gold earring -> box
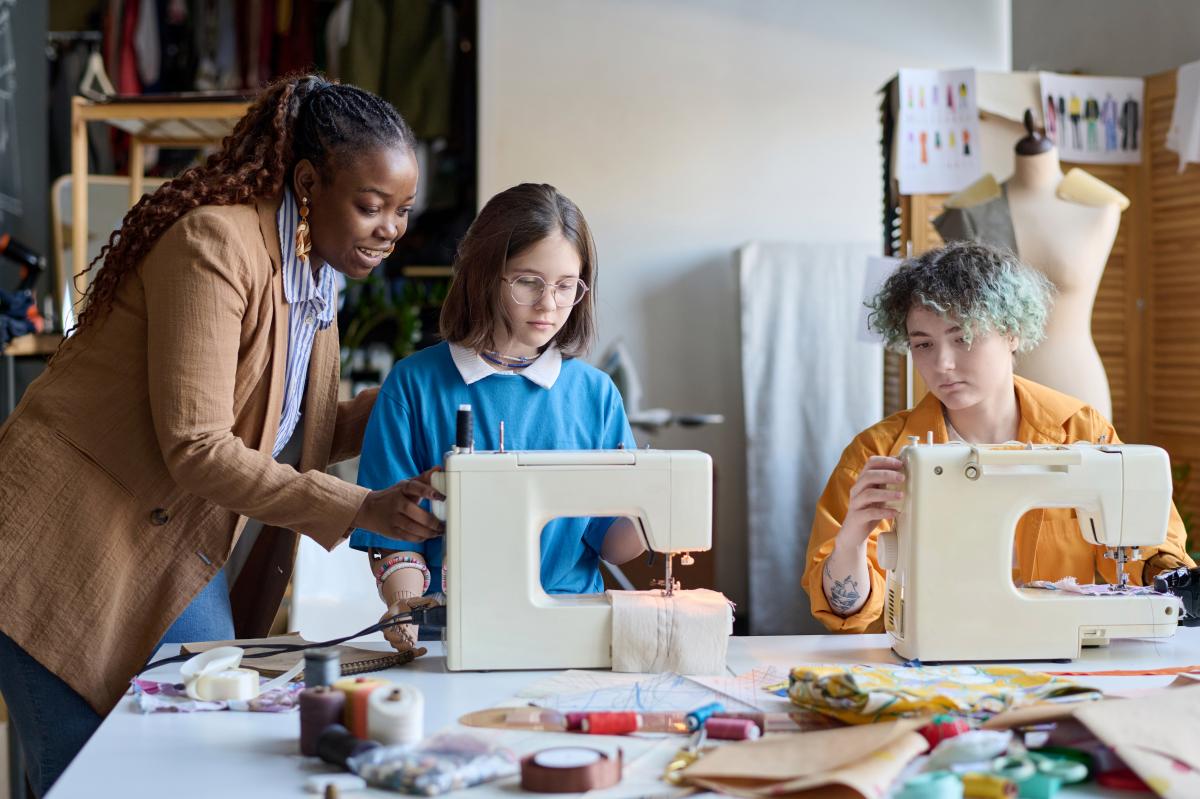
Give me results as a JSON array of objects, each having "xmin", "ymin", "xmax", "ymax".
[{"xmin": 295, "ymin": 197, "xmax": 311, "ymax": 263}]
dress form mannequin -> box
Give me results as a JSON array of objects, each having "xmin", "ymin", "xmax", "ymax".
[
  {"xmin": 937, "ymin": 111, "xmax": 1125, "ymax": 419},
  {"xmin": 1007, "ymin": 132, "xmax": 1118, "ymax": 419}
]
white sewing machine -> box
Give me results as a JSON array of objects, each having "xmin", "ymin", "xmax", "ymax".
[
  {"xmin": 432, "ymin": 446, "xmax": 712, "ymax": 671},
  {"xmin": 878, "ymin": 440, "xmax": 1181, "ymax": 662}
]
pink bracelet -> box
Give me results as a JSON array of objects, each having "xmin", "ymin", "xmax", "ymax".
[{"xmin": 376, "ymin": 556, "xmax": 431, "ymax": 601}]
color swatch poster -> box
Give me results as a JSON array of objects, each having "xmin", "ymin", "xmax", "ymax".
[
  {"xmin": 897, "ymin": 68, "xmax": 981, "ymax": 195},
  {"xmin": 1039, "ymin": 72, "xmax": 1144, "ymax": 164}
]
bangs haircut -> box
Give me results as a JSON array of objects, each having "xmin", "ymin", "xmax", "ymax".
[
  {"xmin": 439, "ymin": 183, "xmax": 597, "ymax": 358},
  {"xmin": 868, "ymin": 240, "xmax": 1055, "ymax": 353}
]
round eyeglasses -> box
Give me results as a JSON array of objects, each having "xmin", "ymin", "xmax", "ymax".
[{"xmin": 502, "ymin": 275, "xmax": 590, "ymax": 307}]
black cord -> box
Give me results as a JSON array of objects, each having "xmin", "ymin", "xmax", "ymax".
[{"xmin": 138, "ymin": 611, "xmax": 416, "ymax": 675}]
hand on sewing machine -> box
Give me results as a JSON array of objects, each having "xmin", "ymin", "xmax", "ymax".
[
  {"xmin": 353, "ymin": 467, "xmax": 445, "ymax": 542},
  {"xmin": 824, "ymin": 456, "xmax": 905, "ymax": 617},
  {"xmin": 840, "ymin": 456, "xmax": 905, "ymax": 545}
]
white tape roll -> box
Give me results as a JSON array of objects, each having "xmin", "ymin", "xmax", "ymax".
[
  {"xmin": 180, "ymin": 646, "xmax": 260, "ymax": 701},
  {"xmin": 367, "ymin": 684, "xmax": 424, "ymax": 746}
]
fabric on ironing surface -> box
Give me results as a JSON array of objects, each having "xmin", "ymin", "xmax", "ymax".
[
  {"xmin": 608, "ymin": 588, "xmax": 732, "ymax": 675},
  {"xmin": 739, "ymin": 241, "xmax": 881, "ymax": 635},
  {"xmin": 785, "ymin": 664, "xmax": 1101, "ymax": 725}
]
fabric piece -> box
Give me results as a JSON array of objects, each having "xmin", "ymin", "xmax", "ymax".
[
  {"xmin": 739, "ymin": 242, "xmax": 881, "ymax": 634},
  {"xmin": 933, "ymin": 186, "xmax": 1019, "ymax": 252},
  {"xmin": 801, "ymin": 377, "xmax": 1196, "ymax": 634},
  {"xmin": 609, "ymin": 588, "xmax": 732, "ymax": 675},
  {"xmin": 1023, "ymin": 575, "xmax": 1164, "ymax": 596},
  {"xmin": 785, "ymin": 664, "xmax": 1101, "ymax": 725},
  {"xmin": 130, "ymin": 677, "xmax": 303, "ymax": 713},
  {"xmin": 448, "ymin": 341, "xmax": 563, "ymax": 389},
  {"xmin": 1166, "ymin": 60, "xmax": 1200, "ymax": 172},
  {"xmin": 348, "ymin": 342, "xmax": 636, "ymax": 596}
]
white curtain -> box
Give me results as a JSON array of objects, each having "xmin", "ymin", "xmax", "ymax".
[{"xmin": 740, "ymin": 242, "xmax": 883, "ymax": 634}]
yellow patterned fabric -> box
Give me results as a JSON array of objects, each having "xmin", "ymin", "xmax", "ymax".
[{"xmin": 785, "ymin": 664, "xmax": 1100, "ymax": 725}]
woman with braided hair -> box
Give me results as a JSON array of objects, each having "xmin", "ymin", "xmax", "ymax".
[{"xmin": 0, "ymin": 74, "xmax": 437, "ymax": 795}]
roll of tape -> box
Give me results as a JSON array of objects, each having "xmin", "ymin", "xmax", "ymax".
[
  {"xmin": 520, "ymin": 747, "xmax": 622, "ymax": 793},
  {"xmin": 367, "ymin": 684, "xmax": 424, "ymax": 746},
  {"xmin": 180, "ymin": 646, "xmax": 260, "ymax": 701}
]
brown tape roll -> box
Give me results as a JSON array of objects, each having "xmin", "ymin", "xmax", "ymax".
[{"xmin": 520, "ymin": 747, "xmax": 622, "ymax": 793}]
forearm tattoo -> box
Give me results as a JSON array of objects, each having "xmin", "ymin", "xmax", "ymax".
[{"xmin": 824, "ymin": 561, "xmax": 862, "ymax": 615}]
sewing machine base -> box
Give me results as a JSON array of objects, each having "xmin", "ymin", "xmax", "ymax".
[{"xmin": 889, "ymin": 588, "xmax": 1180, "ymax": 663}]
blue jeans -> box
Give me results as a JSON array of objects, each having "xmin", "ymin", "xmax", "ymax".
[{"xmin": 0, "ymin": 571, "xmax": 234, "ymax": 797}]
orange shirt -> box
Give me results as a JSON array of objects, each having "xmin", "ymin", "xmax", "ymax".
[{"xmin": 802, "ymin": 376, "xmax": 1195, "ymax": 634}]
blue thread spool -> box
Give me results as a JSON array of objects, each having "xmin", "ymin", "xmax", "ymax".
[{"xmin": 686, "ymin": 702, "xmax": 725, "ymax": 732}]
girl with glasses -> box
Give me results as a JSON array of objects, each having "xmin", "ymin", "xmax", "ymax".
[{"xmin": 348, "ymin": 183, "xmax": 646, "ymax": 650}]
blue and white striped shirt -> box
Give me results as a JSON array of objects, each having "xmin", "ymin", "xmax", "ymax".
[{"xmin": 272, "ymin": 187, "xmax": 338, "ymax": 457}]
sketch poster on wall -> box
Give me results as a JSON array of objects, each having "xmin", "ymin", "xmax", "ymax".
[
  {"xmin": 1039, "ymin": 72, "xmax": 1143, "ymax": 165},
  {"xmin": 897, "ymin": 68, "xmax": 981, "ymax": 195}
]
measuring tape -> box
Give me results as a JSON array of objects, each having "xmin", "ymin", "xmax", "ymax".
[{"xmin": 520, "ymin": 747, "xmax": 622, "ymax": 793}]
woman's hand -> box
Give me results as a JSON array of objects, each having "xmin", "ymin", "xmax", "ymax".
[
  {"xmin": 838, "ymin": 456, "xmax": 905, "ymax": 548},
  {"xmin": 353, "ymin": 467, "xmax": 445, "ymax": 542}
]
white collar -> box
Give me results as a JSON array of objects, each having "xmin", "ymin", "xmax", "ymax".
[{"xmin": 448, "ymin": 342, "xmax": 562, "ymax": 389}]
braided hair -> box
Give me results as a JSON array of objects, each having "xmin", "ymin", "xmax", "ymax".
[{"xmin": 71, "ymin": 74, "xmax": 415, "ymax": 336}]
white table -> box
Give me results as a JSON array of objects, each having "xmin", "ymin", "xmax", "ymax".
[{"xmin": 47, "ymin": 631, "xmax": 1200, "ymax": 798}]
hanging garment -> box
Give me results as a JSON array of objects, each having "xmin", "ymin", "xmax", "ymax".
[{"xmin": 1167, "ymin": 60, "xmax": 1200, "ymax": 172}]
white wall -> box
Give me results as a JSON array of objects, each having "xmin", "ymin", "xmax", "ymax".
[
  {"xmin": 1014, "ymin": 0, "xmax": 1200, "ymax": 77},
  {"xmin": 478, "ymin": 0, "xmax": 1010, "ymax": 627}
]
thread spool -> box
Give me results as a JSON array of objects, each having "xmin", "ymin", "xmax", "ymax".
[
  {"xmin": 565, "ymin": 712, "xmax": 587, "ymax": 731},
  {"xmin": 685, "ymin": 702, "xmax": 725, "ymax": 732},
  {"xmin": 334, "ymin": 676, "xmax": 390, "ymax": 739},
  {"xmin": 367, "ymin": 684, "xmax": 424, "ymax": 746},
  {"xmin": 580, "ymin": 712, "xmax": 641, "ymax": 735},
  {"xmin": 300, "ymin": 686, "xmax": 347, "ymax": 757},
  {"xmin": 316, "ymin": 724, "xmax": 380, "ymax": 768},
  {"xmin": 305, "ymin": 647, "xmax": 341, "ymax": 689},
  {"xmin": 704, "ymin": 717, "xmax": 761, "ymax": 741},
  {"xmin": 520, "ymin": 747, "xmax": 623, "ymax": 793},
  {"xmin": 455, "ymin": 404, "xmax": 473, "ymax": 451}
]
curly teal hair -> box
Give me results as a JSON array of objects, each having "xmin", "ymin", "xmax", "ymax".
[{"xmin": 867, "ymin": 241, "xmax": 1055, "ymax": 353}]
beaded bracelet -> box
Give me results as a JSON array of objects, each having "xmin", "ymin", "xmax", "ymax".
[{"xmin": 375, "ymin": 555, "xmax": 432, "ymax": 601}]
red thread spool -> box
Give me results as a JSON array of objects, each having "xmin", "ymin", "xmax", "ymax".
[
  {"xmin": 704, "ymin": 717, "xmax": 761, "ymax": 740},
  {"xmin": 918, "ymin": 717, "xmax": 971, "ymax": 749},
  {"xmin": 580, "ymin": 712, "xmax": 642, "ymax": 735},
  {"xmin": 565, "ymin": 712, "xmax": 587, "ymax": 731}
]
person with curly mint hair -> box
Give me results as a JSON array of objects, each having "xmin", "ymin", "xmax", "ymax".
[{"xmin": 802, "ymin": 240, "xmax": 1194, "ymax": 632}]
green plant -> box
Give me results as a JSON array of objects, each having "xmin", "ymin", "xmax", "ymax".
[{"xmin": 341, "ymin": 272, "xmax": 449, "ymax": 371}]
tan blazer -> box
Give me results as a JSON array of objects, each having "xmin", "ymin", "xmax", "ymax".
[{"xmin": 0, "ymin": 198, "xmax": 375, "ymax": 714}]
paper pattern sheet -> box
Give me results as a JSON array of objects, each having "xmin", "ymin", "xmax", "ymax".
[
  {"xmin": 897, "ymin": 68, "xmax": 982, "ymax": 194},
  {"xmin": 1040, "ymin": 71, "xmax": 1144, "ymax": 164}
]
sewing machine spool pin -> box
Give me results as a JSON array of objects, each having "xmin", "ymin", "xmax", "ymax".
[{"xmin": 499, "ymin": 421, "xmax": 505, "ymax": 453}]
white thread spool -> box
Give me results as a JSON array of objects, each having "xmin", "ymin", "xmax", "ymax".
[{"xmin": 367, "ymin": 684, "xmax": 424, "ymax": 746}]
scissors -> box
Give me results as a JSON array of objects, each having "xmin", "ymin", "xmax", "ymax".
[{"xmin": 664, "ymin": 727, "xmax": 708, "ymax": 785}]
